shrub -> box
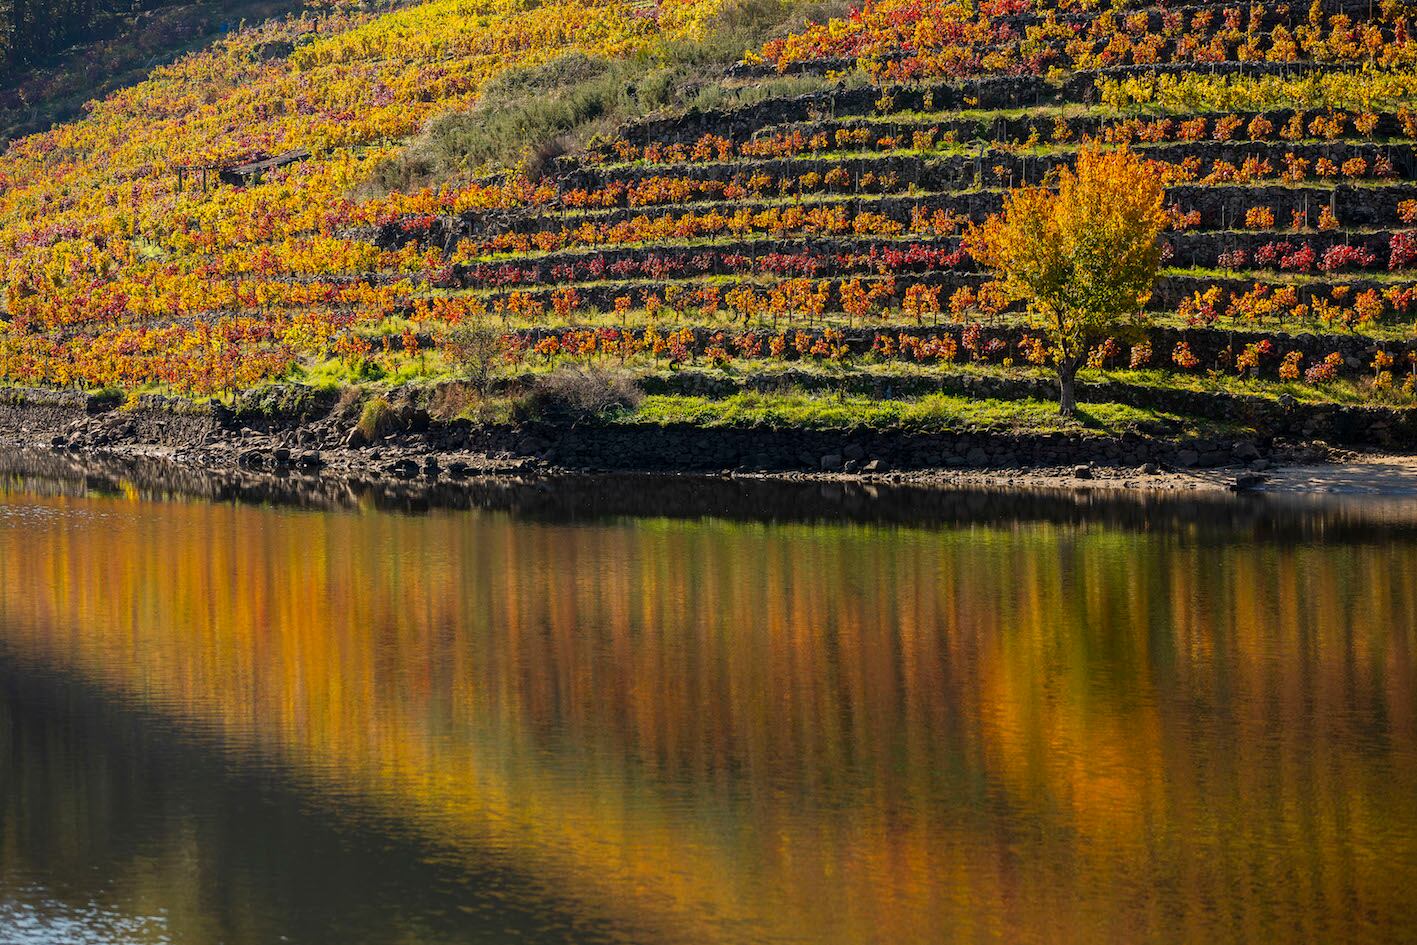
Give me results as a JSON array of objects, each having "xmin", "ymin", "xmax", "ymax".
[
  {"xmin": 513, "ymin": 367, "xmax": 643, "ymax": 423},
  {"xmin": 1245, "ymin": 206, "xmax": 1275, "ymax": 228},
  {"xmin": 1255, "ymin": 241, "xmax": 1291, "ymax": 267},
  {"xmin": 1217, "ymin": 248, "xmax": 1249, "ymax": 269},
  {"xmin": 1247, "ymin": 114, "xmax": 1274, "ymax": 139},
  {"xmin": 1087, "ymin": 337, "xmax": 1121, "ymax": 368},
  {"xmin": 440, "ymin": 325, "xmax": 506, "ymax": 393},
  {"xmin": 1391, "ymin": 232, "xmax": 1417, "ymax": 269},
  {"xmin": 1320, "ymin": 244, "xmax": 1377, "ymax": 272},
  {"xmin": 1235, "ymin": 340, "xmax": 1273, "ymax": 375},
  {"xmin": 1353, "ymin": 289, "xmax": 1385, "ymax": 324},
  {"xmin": 1179, "ymin": 287, "xmax": 1221, "ymax": 325},
  {"xmin": 1341, "ymin": 157, "xmax": 1368, "ymax": 178},
  {"xmin": 1305, "ymin": 352, "xmax": 1344, "ymax": 384},
  {"xmin": 1280, "ymin": 243, "xmax": 1316, "ymax": 272}
]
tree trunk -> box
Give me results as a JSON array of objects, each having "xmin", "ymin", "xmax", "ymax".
[{"xmin": 1057, "ymin": 360, "xmax": 1078, "ymax": 417}]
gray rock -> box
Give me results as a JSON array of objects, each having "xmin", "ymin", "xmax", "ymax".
[
  {"xmin": 1232, "ymin": 472, "xmax": 1268, "ymax": 492},
  {"xmin": 1177, "ymin": 449, "xmax": 1200, "ymax": 468},
  {"xmin": 842, "ymin": 443, "xmax": 865, "ymax": 461},
  {"xmin": 386, "ymin": 458, "xmax": 419, "ymax": 479},
  {"xmin": 1072, "ymin": 465, "xmax": 1093, "ymax": 479},
  {"xmin": 862, "ymin": 459, "xmax": 885, "ymax": 473},
  {"xmin": 965, "ymin": 447, "xmax": 989, "ymax": 466},
  {"xmin": 820, "ymin": 454, "xmax": 844, "ymax": 471},
  {"xmin": 1233, "ymin": 440, "xmax": 1261, "ymax": 461}
]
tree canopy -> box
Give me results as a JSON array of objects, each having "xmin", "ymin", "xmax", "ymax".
[{"xmin": 966, "ymin": 144, "xmax": 1168, "ymax": 414}]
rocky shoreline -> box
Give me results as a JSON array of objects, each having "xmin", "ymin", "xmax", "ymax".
[{"xmin": 0, "ymin": 384, "xmax": 1380, "ymax": 495}]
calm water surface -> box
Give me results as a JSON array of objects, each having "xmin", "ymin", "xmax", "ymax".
[{"xmin": 0, "ymin": 461, "xmax": 1414, "ymax": 945}]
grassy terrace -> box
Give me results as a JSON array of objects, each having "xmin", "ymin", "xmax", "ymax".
[
  {"xmin": 382, "ymin": 302, "xmax": 1417, "ymax": 343},
  {"xmin": 621, "ymin": 391, "xmax": 1229, "ymax": 435},
  {"xmin": 293, "ymin": 347, "xmax": 1415, "ymax": 410}
]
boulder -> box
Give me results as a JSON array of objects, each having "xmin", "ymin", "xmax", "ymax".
[
  {"xmin": 1232, "ymin": 472, "xmax": 1268, "ymax": 492},
  {"xmin": 386, "ymin": 458, "xmax": 419, "ymax": 479}
]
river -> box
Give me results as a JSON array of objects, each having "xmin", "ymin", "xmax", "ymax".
[{"xmin": 0, "ymin": 456, "xmax": 1414, "ymax": 945}]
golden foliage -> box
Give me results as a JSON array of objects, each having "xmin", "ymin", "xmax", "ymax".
[{"xmin": 965, "ymin": 145, "xmax": 1167, "ymax": 411}]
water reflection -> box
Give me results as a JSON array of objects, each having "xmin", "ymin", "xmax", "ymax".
[
  {"xmin": 0, "ymin": 664, "xmax": 637, "ymax": 945},
  {"xmin": 0, "ymin": 459, "xmax": 1414, "ymax": 945}
]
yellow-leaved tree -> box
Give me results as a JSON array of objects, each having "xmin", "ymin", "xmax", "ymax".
[{"xmin": 965, "ymin": 145, "xmax": 1168, "ymax": 415}]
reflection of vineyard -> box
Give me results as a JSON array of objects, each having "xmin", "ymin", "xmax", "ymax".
[{"xmin": 1, "ymin": 490, "xmax": 1415, "ymax": 944}]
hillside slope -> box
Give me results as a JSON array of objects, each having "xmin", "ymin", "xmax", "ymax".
[
  {"xmin": 0, "ymin": 0, "xmax": 317, "ymax": 144},
  {"xmin": 3, "ymin": 0, "xmax": 1417, "ymax": 470}
]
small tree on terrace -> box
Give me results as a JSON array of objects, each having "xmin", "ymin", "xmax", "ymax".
[
  {"xmin": 965, "ymin": 145, "xmax": 1167, "ymax": 416},
  {"xmin": 440, "ymin": 325, "xmax": 505, "ymax": 394}
]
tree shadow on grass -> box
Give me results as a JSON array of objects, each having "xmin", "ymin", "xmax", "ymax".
[{"xmin": 1068, "ymin": 406, "xmax": 1107, "ymax": 431}]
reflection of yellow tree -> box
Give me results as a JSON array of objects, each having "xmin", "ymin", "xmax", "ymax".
[{"xmin": 0, "ymin": 488, "xmax": 1414, "ymax": 945}]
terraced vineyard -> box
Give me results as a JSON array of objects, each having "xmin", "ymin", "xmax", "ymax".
[{"xmin": 5, "ymin": 0, "xmax": 1417, "ymax": 466}]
